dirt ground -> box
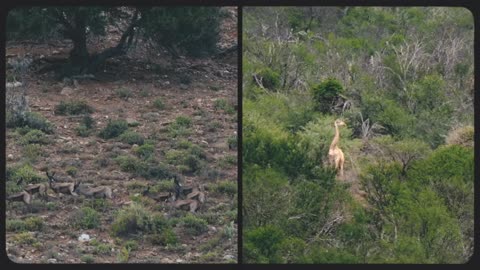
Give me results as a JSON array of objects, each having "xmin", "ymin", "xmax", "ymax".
[{"xmin": 6, "ymin": 7, "xmax": 238, "ymax": 264}]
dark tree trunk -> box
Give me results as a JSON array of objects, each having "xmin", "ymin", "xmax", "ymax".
[{"xmin": 53, "ymin": 8, "xmax": 140, "ymax": 78}]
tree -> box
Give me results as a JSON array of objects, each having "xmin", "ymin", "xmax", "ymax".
[{"xmin": 7, "ymin": 7, "xmax": 221, "ymax": 77}]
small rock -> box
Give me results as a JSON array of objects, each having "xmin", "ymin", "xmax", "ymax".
[
  {"xmin": 176, "ymin": 259, "xmax": 184, "ymax": 263},
  {"xmin": 78, "ymin": 234, "xmax": 90, "ymax": 242},
  {"xmin": 180, "ymin": 84, "xmax": 188, "ymax": 90},
  {"xmin": 7, "ymin": 154, "xmax": 14, "ymax": 160},
  {"xmin": 209, "ymin": 226, "xmax": 217, "ymax": 232},
  {"xmin": 60, "ymin": 87, "xmax": 74, "ymax": 96},
  {"xmin": 47, "ymin": 258, "xmax": 57, "ymax": 264},
  {"xmin": 223, "ymin": 254, "xmax": 235, "ymax": 261}
]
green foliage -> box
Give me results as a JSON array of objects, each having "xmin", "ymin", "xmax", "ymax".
[
  {"xmin": 209, "ymin": 180, "xmax": 237, "ymax": 196},
  {"xmin": 111, "ymin": 203, "xmax": 169, "ymax": 237},
  {"xmin": 254, "ymin": 67, "xmax": 280, "ymax": 90},
  {"xmin": 7, "ymin": 217, "xmax": 43, "ymax": 232},
  {"xmin": 134, "ymin": 144, "xmax": 155, "ymax": 159},
  {"xmin": 66, "ymin": 166, "xmax": 77, "ymax": 176},
  {"xmin": 7, "ymin": 112, "xmax": 54, "ymax": 134},
  {"xmin": 98, "ymin": 119, "xmax": 129, "ymax": 139},
  {"xmin": 244, "ymin": 225, "xmax": 286, "ymax": 263},
  {"xmin": 168, "ymin": 115, "xmax": 193, "ymax": 137},
  {"xmin": 54, "ymin": 100, "xmax": 93, "ymax": 115},
  {"xmin": 180, "ymin": 214, "xmax": 209, "ymax": 236},
  {"xmin": 20, "ymin": 129, "xmax": 49, "ymax": 145},
  {"xmin": 148, "ymin": 228, "xmax": 178, "ymax": 246},
  {"xmin": 141, "ymin": 7, "xmax": 221, "ymax": 56},
  {"xmin": 311, "ymin": 78, "xmax": 344, "ymax": 113},
  {"xmin": 119, "ymin": 131, "xmax": 144, "ymax": 145},
  {"xmin": 153, "ymin": 98, "xmax": 165, "ymax": 110},
  {"xmin": 72, "ymin": 207, "xmax": 101, "ymax": 229}
]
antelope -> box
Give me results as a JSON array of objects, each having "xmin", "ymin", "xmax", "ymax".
[
  {"xmin": 142, "ymin": 186, "xmax": 172, "ymax": 202},
  {"xmin": 7, "ymin": 191, "xmax": 32, "ymax": 205},
  {"xmin": 15, "ymin": 178, "xmax": 49, "ymax": 201},
  {"xmin": 74, "ymin": 181, "xmax": 113, "ymax": 199},
  {"xmin": 24, "ymin": 183, "xmax": 49, "ymax": 201},
  {"xmin": 174, "ymin": 199, "xmax": 200, "ymax": 213},
  {"xmin": 46, "ymin": 171, "xmax": 79, "ymax": 196}
]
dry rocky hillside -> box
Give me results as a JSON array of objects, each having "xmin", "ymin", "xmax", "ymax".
[{"xmin": 6, "ymin": 7, "xmax": 238, "ymax": 264}]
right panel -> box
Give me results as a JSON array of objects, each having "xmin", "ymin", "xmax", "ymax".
[{"xmin": 242, "ymin": 6, "xmax": 474, "ymax": 264}]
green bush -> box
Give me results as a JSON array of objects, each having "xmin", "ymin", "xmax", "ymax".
[
  {"xmin": 254, "ymin": 67, "xmax": 280, "ymax": 90},
  {"xmin": 227, "ymin": 135, "xmax": 237, "ymax": 150},
  {"xmin": 174, "ymin": 115, "xmax": 192, "ymax": 127},
  {"xmin": 6, "ymin": 219, "xmax": 27, "ymax": 232},
  {"xmin": 72, "ymin": 207, "xmax": 101, "ymax": 229},
  {"xmin": 111, "ymin": 203, "xmax": 169, "ymax": 236},
  {"xmin": 7, "ymin": 112, "xmax": 54, "ymax": 134},
  {"xmin": 6, "ymin": 163, "xmax": 45, "ymax": 185},
  {"xmin": 134, "ymin": 144, "xmax": 155, "ymax": 159},
  {"xmin": 98, "ymin": 119, "xmax": 129, "ymax": 139},
  {"xmin": 148, "ymin": 227, "xmax": 178, "ymax": 246},
  {"xmin": 311, "ymin": 78, "xmax": 344, "ymax": 113},
  {"xmin": 210, "ymin": 180, "xmax": 237, "ymax": 196},
  {"xmin": 180, "ymin": 214, "xmax": 209, "ymax": 236},
  {"xmin": 55, "ymin": 100, "xmax": 93, "ymax": 115},
  {"xmin": 20, "ymin": 129, "xmax": 49, "ymax": 145},
  {"xmin": 244, "ymin": 225, "xmax": 286, "ymax": 263},
  {"xmin": 119, "ymin": 131, "xmax": 144, "ymax": 145},
  {"xmin": 81, "ymin": 254, "xmax": 95, "ymax": 264},
  {"xmin": 153, "ymin": 98, "xmax": 165, "ymax": 110},
  {"xmin": 75, "ymin": 125, "xmax": 92, "ymax": 137},
  {"xmin": 22, "ymin": 143, "xmax": 43, "ymax": 162},
  {"xmin": 115, "ymin": 155, "xmax": 144, "ymax": 173}
]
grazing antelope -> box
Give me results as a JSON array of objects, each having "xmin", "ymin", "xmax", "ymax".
[
  {"xmin": 46, "ymin": 171, "xmax": 79, "ymax": 196},
  {"xmin": 142, "ymin": 186, "xmax": 172, "ymax": 202},
  {"xmin": 74, "ymin": 182, "xmax": 113, "ymax": 199},
  {"xmin": 174, "ymin": 199, "xmax": 200, "ymax": 213},
  {"xmin": 7, "ymin": 191, "xmax": 32, "ymax": 205}
]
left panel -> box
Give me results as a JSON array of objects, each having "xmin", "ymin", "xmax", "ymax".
[{"xmin": 5, "ymin": 6, "xmax": 238, "ymax": 264}]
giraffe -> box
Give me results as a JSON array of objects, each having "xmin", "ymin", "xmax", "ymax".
[{"xmin": 328, "ymin": 119, "xmax": 346, "ymax": 178}]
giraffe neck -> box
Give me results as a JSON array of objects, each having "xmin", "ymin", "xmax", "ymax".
[{"xmin": 330, "ymin": 124, "xmax": 340, "ymax": 150}]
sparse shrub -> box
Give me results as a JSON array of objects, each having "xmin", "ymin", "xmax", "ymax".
[
  {"xmin": 111, "ymin": 203, "xmax": 151, "ymax": 236},
  {"xmin": 116, "ymin": 88, "xmax": 132, "ymax": 100},
  {"xmin": 123, "ymin": 240, "xmax": 138, "ymax": 251},
  {"xmin": 214, "ymin": 98, "xmax": 228, "ymax": 111},
  {"xmin": 81, "ymin": 254, "xmax": 95, "ymax": 264},
  {"xmin": 154, "ymin": 181, "xmax": 175, "ymax": 192},
  {"xmin": 174, "ymin": 115, "xmax": 192, "ymax": 127},
  {"xmin": 24, "ymin": 217, "xmax": 44, "ymax": 231},
  {"xmin": 81, "ymin": 115, "xmax": 95, "ymax": 129},
  {"xmin": 13, "ymin": 232, "xmax": 36, "ymax": 245},
  {"xmin": 139, "ymin": 161, "xmax": 172, "ymax": 180},
  {"xmin": 66, "ymin": 166, "xmax": 77, "ymax": 177},
  {"xmin": 20, "ymin": 129, "xmax": 49, "ymax": 145},
  {"xmin": 85, "ymin": 199, "xmax": 112, "ymax": 212},
  {"xmin": 119, "ymin": 131, "xmax": 144, "ymax": 145},
  {"xmin": 117, "ymin": 246, "xmax": 130, "ymax": 263},
  {"xmin": 153, "ymin": 98, "xmax": 166, "ymax": 110},
  {"xmin": 209, "ymin": 180, "xmax": 237, "ymax": 196},
  {"xmin": 6, "ymin": 163, "xmax": 45, "ymax": 185},
  {"xmin": 207, "ymin": 121, "xmax": 223, "ymax": 132},
  {"xmin": 149, "ymin": 227, "xmax": 178, "ymax": 246},
  {"xmin": 94, "ymin": 243, "xmax": 112, "ymax": 255},
  {"xmin": 72, "ymin": 207, "xmax": 101, "ymax": 229},
  {"xmin": 7, "ymin": 112, "xmax": 54, "ymax": 134},
  {"xmin": 126, "ymin": 181, "xmax": 147, "ymax": 193},
  {"xmin": 55, "ymin": 100, "xmax": 93, "ymax": 115},
  {"xmin": 98, "ymin": 119, "xmax": 129, "ymax": 139},
  {"xmin": 180, "ymin": 214, "xmax": 208, "ymax": 236},
  {"xmin": 115, "ymin": 155, "xmax": 144, "ymax": 173},
  {"xmin": 6, "ymin": 219, "xmax": 26, "ymax": 232},
  {"xmin": 227, "ymin": 135, "xmax": 237, "ymax": 150},
  {"xmin": 75, "ymin": 125, "xmax": 92, "ymax": 137},
  {"xmin": 22, "ymin": 143, "xmax": 43, "ymax": 162}
]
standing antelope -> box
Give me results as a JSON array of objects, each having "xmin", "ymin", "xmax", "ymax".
[{"xmin": 46, "ymin": 171, "xmax": 79, "ymax": 196}]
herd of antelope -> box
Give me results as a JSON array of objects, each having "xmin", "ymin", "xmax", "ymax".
[{"xmin": 7, "ymin": 170, "xmax": 206, "ymax": 213}]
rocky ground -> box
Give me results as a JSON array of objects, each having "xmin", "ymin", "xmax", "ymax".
[{"xmin": 6, "ymin": 7, "xmax": 238, "ymax": 264}]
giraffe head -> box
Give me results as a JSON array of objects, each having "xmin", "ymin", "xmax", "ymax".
[{"xmin": 334, "ymin": 119, "xmax": 346, "ymax": 127}]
